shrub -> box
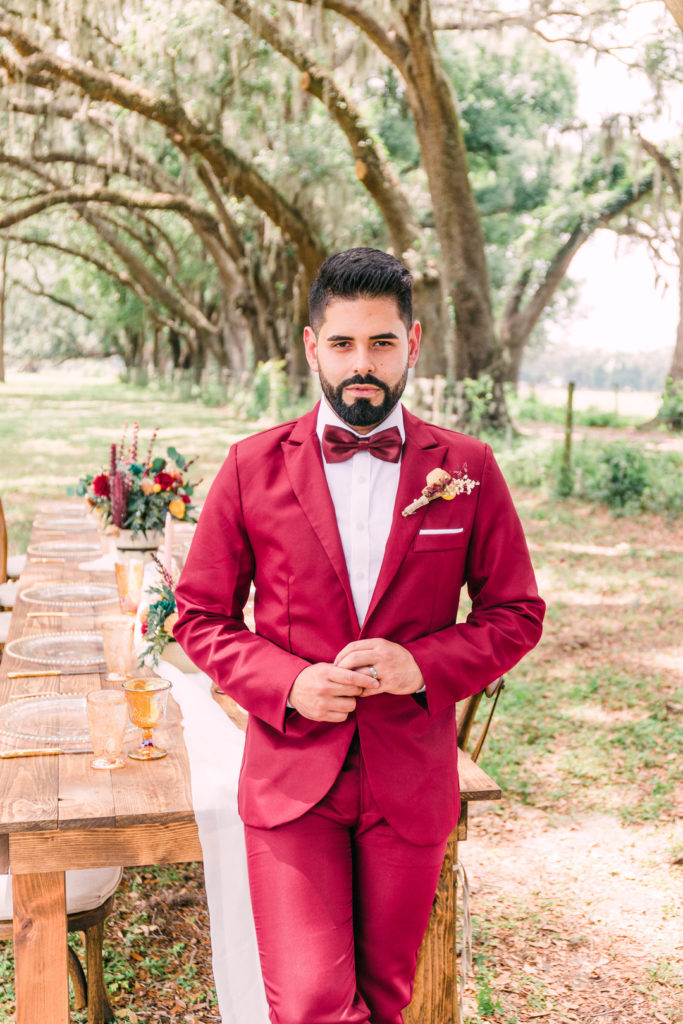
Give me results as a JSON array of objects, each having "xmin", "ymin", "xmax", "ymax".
[
  {"xmin": 659, "ymin": 377, "xmax": 683, "ymax": 432},
  {"xmin": 546, "ymin": 440, "xmax": 682, "ymax": 516},
  {"xmin": 594, "ymin": 443, "xmax": 649, "ymax": 510}
]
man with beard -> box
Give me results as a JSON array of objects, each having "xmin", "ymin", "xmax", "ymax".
[{"xmin": 174, "ymin": 247, "xmax": 544, "ymax": 1024}]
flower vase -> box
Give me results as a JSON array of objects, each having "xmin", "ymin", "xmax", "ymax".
[{"xmin": 114, "ymin": 528, "xmax": 164, "ymax": 556}]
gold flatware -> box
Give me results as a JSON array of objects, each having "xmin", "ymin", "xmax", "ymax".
[
  {"xmin": 7, "ymin": 691, "xmax": 82, "ymax": 700},
  {"xmin": 30, "ymin": 557, "xmax": 65, "ymax": 564},
  {"xmin": 27, "ymin": 611, "xmax": 95, "ymax": 618},
  {"xmin": 0, "ymin": 748, "xmax": 62, "ymax": 759},
  {"xmin": 8, "ymin": 668, "xmax": 103, "ymax": 679}
]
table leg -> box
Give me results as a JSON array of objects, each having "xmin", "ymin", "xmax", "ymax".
[{"xmin": 13, "ymin": 871, "xmax": 69, "ymax": 1024}]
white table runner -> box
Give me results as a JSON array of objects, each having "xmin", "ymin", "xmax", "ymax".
[{"xmin": 154, "ymin": 657, "xmax": 268, "ymax": 1024}]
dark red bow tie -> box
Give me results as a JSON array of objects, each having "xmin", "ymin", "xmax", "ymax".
[{"xmin": 322, "ymin": 424, "xmax": 403, "ymax": 464}]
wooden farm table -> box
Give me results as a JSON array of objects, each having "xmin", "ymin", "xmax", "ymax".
[{"xmin": 0, "ymin": 505, "xmax": 500, "ymax": 1024}]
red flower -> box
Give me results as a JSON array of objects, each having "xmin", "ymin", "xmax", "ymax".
[
  {"xmin": 92, "ymin": 473, "xmax": 110, "ymax": 498},
  {"xmin": 141, "ymin": 620, "xmax": 148, "ymax": 636},
  {"xmin": 155, "ymin": 472, "xmax": 175, "ymax": 491},
  {"xmin": 181, "ymin": 494, "xmax": 191, "ymax": 504}
]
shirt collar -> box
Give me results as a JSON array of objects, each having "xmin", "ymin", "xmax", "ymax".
[{"xmin": 316, "ymin": 397, "xmax": 405, "ymax": 444}]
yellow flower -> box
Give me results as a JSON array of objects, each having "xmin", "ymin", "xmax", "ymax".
[
  {"xmin": 164, "ymin": 611, "xmax": 179, "ymax": 636},
  {"xmin": 152, "ymin": 483, "xmax": 162, "ymax": 493},
  {"xmin": 169, "ymin": 498, "xmax": 186, "ymax": 519}
]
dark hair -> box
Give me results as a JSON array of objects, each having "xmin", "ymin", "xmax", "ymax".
[{"xmin": 308, "ymin": 247, "xmax": 413, "ymax": 334}]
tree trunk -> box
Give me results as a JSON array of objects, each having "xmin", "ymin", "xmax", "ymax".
[
  {"xmin": 400, "ymin": 1, "xmax": 499, "ymax": 382},
  {"xmin": 666, "ymin": 183, "xmax": 683, "ymax": 383},
  {"xmin": 662, "ymin": 0, "xmax": 683, "ymax": 32},
  {"xmin": 413, "ymin": 273, "xmax": 449, "ymax": 377},
  {"xmin": 0, "ymin": 233, "xmax": 8, "ymax": 383}
]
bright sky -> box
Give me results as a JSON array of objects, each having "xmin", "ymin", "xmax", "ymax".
[{"xmin": 556, "ymin": 231, "xmax": 678, "ymax": 352}]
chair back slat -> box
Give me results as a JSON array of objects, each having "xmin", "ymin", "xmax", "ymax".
[
  {"xmin": 0, "ymin": 497, "xmax": 8, "ymax": 584},
  {"xmin": 456, "ymin": 677, "xmax": 506, "ymax": 764}
]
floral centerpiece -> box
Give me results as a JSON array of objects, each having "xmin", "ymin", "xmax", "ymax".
[
  {"xmin": 139, "ymin": 556, "xmax": 179, "ymax": 666},
  {"xmin": 76, "ymin": 423, "xmax": 199, "ymax": 537}
]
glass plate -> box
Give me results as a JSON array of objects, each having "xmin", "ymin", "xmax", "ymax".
[
  {"xmin": 5, "ymin": 632, "xmax": 106, "ymax": 667},
  {"xmin": 35, "ymin": 518, "xmax": 96, "ymax": 533},
  {"xmin": 35, "ymin": 503, "xmax": 87, "ymax": 517},
  {"xmin": 20, "ymin": 583, "xmax": 119, "ymax": 609},
  {"xmin": 27, "ymin": 541, "xmax": 101, "ymax": 558},
  {"xmin": 0, "ymin": 694, "xmax": 135, "ymax": 753}
]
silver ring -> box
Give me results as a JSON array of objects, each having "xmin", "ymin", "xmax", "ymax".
[{"xmin": 369, "ymin": 665, "xmax": 378, "ymax": 679}]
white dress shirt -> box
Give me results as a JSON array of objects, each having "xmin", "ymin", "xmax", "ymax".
[{"xmin": 316, "ymin": 399, "xmax": 404, "ymax": 626}]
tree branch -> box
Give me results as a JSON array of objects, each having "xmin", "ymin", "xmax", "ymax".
[
  {"xmin": 0, "ymin": 13, "xmax": 325, "ymax": 276},
  {"xmin": 77, "ymin": 207, "xmax": 217, "ymax": 338},
  {"xmin": 10, "ymin": 277, "xmax": 93, "ymax": 319},
  {"xmin": 636, "ymin": 133, "xmax": 681, "ymax": 202},
  {"xmin": 228, "ymin": 0, "xmax": 419, "ymax": 255},
  {"xmin": 284, "ymin": 0, "xmax": 410, "ymax": 71},
  {"xmin": 0, "ymin": 183, "xmax": 219, "ymax": 232},
  {"xmin": 504, "ymin": 172, "xmax": 655, "ymax": 344}
]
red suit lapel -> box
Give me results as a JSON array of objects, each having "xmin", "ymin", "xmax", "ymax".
[{"xmin": 282, "ymin": 404, "xmax": 360, "ymax": 635}]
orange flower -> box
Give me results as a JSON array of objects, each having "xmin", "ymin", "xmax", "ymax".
[
  {"xmin": 169, "ymin": 498, "xmax": 186, "ymax": 519},
  {"xmin": 164, "ymin": 611, "xmax": 179, "ymax": 635},
  {"xmin": 141, "ymin": 478, "xmax": 156, "ymax": 495}
]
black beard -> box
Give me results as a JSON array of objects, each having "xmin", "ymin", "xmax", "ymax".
[{"xmin": 319, "ymin": 368, "xmax": 408, "ymax": 427}]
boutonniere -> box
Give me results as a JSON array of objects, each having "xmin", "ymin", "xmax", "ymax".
[{"xmin": 402, "ymin": 466, "xmax": 480, "ymax": 517}]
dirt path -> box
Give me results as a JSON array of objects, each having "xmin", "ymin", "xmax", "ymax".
[{"xmin": 461, "ymin": 805, "xmax": 683, "ymax": 1023}]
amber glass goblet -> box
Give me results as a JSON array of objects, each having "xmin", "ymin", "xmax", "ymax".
[
  {"xmin": 122, "ymin": 677, "xmax": 171, "ymax": 760},
  {"xmin": 115, "ymin": 557, "xmax": 144, "ymax": 615}
]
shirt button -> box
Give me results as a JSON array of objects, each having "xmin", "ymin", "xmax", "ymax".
[
  {"xmin": 355, "ymin": 523, "xmax": 364, "ymax": 532},
  {"xmin": 356, "ymin": 570, "xmax": 365, "ymax": 580},
  {"xmin": 357, "ymin": 475, "xmax": 367, "ymax": 484}
]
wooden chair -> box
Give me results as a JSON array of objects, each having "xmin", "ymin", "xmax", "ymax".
[
  {"xmin": 0, "ymin": 867, "xmax": 122, "ymax": 1023},
  {"xmin": 457, "ymin": 676, "xmax": 506, "ymax": 762},
  {"xmin": 0, "ymin": 496, "xmax": 26, "ymax": 584},
  {"xmin": 0, "ymin": 611, "xmax": 10, "ymax": 653},
  {"xmin": 0, "ymin": 498, "xmax": 20, "ymax": 652}
]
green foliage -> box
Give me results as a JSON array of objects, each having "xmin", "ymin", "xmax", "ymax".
[
  {"xmin": 446, "ymin": 373, "xmax": 509, "ymax": 436},
  {"xmin": 659, "ymin": 377, "xmax": 683, "ymax": 432},
  {"xmin": 554, "ymin": 441, "xmax": 683, "ymax": 515},
  {"xmin": 499, "ymin": 435, "xmax": 683, "ymax": 518},
  {"xmin": 139, "ymin": 579, "xmax": 177, "ymax": 666},
  {"xmin": 246, "ymin": 359, "xmax": 297, "ymax": 421},
  {"xmin": 592, "ymin": 443, "xmax": 649, "ymax": 509},
  {"xmin": 474, "ymin": 963, "xmax": 504, "ymax": 1017}
]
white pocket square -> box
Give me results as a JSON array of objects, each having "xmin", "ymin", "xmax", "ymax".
[{"xmin": 418, "ymin": 527, "xmax": 464, "ymax": 535}]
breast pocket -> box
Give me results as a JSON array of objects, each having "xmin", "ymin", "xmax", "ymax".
[{"xmin": 413, "ymin": 528, "xmax": 467, "ymax": 552}]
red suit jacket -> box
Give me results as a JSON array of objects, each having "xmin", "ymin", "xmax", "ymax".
[{"xmin": 174, "ymin": 404, "xmax": 544, "ymax": 846}]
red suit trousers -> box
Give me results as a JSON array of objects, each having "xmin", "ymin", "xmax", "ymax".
[{"xmin": 244, "ymin": 732, "xmax": 448, "ymax": 1024}]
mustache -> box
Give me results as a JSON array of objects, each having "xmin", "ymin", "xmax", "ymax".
[{"xmin": 340, "ymin": 374, "xmax": 389, "ymax": 395}]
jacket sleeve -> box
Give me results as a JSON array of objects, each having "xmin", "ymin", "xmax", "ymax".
[
  {"xmin": 174, "ymin": 444, "xmax": 310, "ymax": 733},
  {"xmin": 404, "ymin": 444, "xmax": 545, "ymax": 716}
]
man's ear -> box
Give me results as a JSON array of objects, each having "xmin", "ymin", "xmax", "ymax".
[
  {"xmin": 303, "ymin": 326, "xmax": 319, "ymax": 372},
  {"xmin": 408, "ymin": 321, "xmax": 421, "ymax": 369}
]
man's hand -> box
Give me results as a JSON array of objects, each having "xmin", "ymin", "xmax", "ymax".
[
  {"xmin": 288, "ymin": 663, "xmax": 379, "ymax": 722},
  {"xmin": 334, "ymin": 638, "xmax": 424, "ymax": 696}
]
